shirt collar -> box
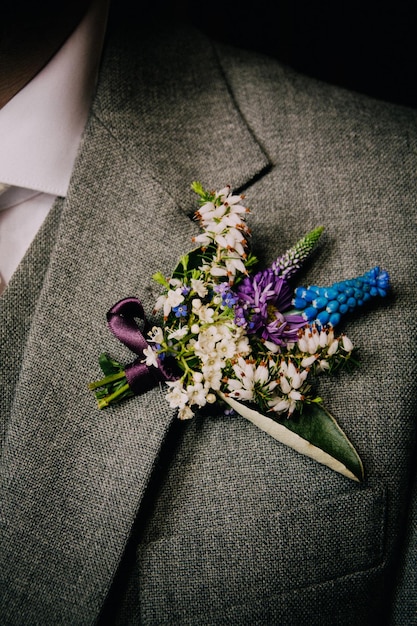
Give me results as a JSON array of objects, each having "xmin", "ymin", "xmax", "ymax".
[{"xmin": 0, "ymin": 0, "xmax": 109, "ymax": 197}]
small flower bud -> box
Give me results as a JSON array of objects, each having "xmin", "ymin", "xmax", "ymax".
[
  {"xmin": 328, "ymin": 339, "xmax": 339, "ymax": 356},
  {"xmin": 341, "ymin": 334, "xmax": 354, "ymax": 352}
]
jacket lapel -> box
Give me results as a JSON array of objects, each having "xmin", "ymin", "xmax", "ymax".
[
  {"xmin": 94, "ymin": 16, "xmax": 271, "ymax": 213},
  {"xmin": 0, "ymin": 18, "xmax": 270, "ymax": 623}
]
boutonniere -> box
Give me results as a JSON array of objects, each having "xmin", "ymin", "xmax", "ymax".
[{"xmin": 90, "ymin": 182, "xmax": 390, "ymax": 482}]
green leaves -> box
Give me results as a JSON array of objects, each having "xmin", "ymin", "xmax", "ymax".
[
  {"xmin": 219, "ymin": 393, "xmax": 364, "ymax": 482},
  {"xmin": 191, "ymin": 180, "xmax": 216, "ymax": 203},
  {"xmin": 89, "ymin": 353, "xmax": 134, "ymax": 409},
  {"xmin": 172, "ymin": 246, "xmax": 210, "ymax": 280}
]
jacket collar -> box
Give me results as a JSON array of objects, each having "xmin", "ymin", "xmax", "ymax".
[
  {"xmin": 93, "ymin": 16, "xmax": 271, "ymax": 213},
  {"xmin": 1, "ymin": 18, "xmax": 270, "ymax": 623}
]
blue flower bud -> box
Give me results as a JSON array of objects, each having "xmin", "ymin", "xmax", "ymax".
[{"xmin": 293, "ymin": 266, "xmax": 390, "ymax": 327}]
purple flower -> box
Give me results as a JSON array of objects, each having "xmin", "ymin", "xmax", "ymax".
[
  {"xmin": 213, "ymin": 282, "xmax": 230, "ymax": 295},
  {"xmin": 214, "ymin": 282, "xmax": 238, "ymax": 308},
  {"xmin": 234, "ymin": 269, "xmax": 305, "ymax": 348}
]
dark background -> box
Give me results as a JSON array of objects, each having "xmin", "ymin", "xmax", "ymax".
[{"xmin": 187, "ymin": 1, "xmax": 416, "ymax": 109}]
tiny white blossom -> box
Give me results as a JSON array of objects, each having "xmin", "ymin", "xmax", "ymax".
[
  {"xmin": 301, "ymin": 354, "xmax": 317, "ymax": 368},
  {"xmin": 201, "ymin": 360, "xmax": 223, "ymax": 390},
  {"xmin": 191, "ymin": 278, "xmax": 208, "ymax": 297},
  {"xmin": 341, "ymin": 334, "xmax": 354, "ymax": 352},
  {"xmin": 186, "ymin": 382, "xmax": 208, "ymax": 407},
  {"xmin": 236, "ymin": 335, "xmax": 251, "ymax": 356},
  {"xmin": 269, "ymin": 397, "xmax": 291, "ymax": 414},
  {"xmin": 193, "ymin": 371, "xmax": 204, "ymax": 384},
  {"xmin": 227, "ymin": 377, "xmax": 254, "ymax": 401},
  {"xmin": 328, "ymin": 339, "xmax": 339, "ymax": 356},
  {"xmin": 216, "ymin": 338, "xmax": 236, "ymax": 360},
  {"xmin": 264, "ymin": 339, "xmax": 280, "ymax": 353},
  {"xmin": 210, "ymin": 266, "xmax": 229, "ymax": 278},
  {"xmin": 148, "ymin": 326, "xmax": 164, "ymax": 344},
  {"xmin": 166, "ymin": 380, "xmax": 189, "ymax": 409},
  {"xmin": 178, "ymin": 405, "xmax": 194, "ymax": 420},
  {"xmin": 155, "ymin": 287, "xmax": 185, "ymax": 319},
  {"xmin": 225, "ymin": 257, "xmax": 247, "ymax": 277},
  {"xmin": 317, "ymin": 359, "xmax": 330, "ymax": 372},
  {"xmin": 143, "ymin": 346, "xmax": 158, "ymax": 368},
  {"xmin": 195, "ymin": 305, "xmax": 215, "ymax": 324},
  {"xmin": 167, "ymin": 326, "xmax": 188, "ymax": 341}
]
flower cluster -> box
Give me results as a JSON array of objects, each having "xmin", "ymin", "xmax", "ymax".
[
  {"xmin": 89, "ymin": 182, "xmax": 390, "ymax": 481},
  {"xmin": 134, "ymin": 182, "xmax": 388, "ymax": 422}
]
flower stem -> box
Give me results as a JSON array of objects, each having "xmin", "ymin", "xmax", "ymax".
[
  {"xmin": 97, "ymin": 383, "xmax": 132, "ymax": 409},
  {"xmin": 88, "ymin": 370, "xmax": 127, "ymax": 391}
]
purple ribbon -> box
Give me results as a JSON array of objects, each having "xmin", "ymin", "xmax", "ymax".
[{"xmin": 107, "ymin": 297, "xmax": 176, "ymax": 395}]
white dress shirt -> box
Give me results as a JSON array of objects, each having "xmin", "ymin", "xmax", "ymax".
[{"xmin": 0, "ymin": 0, "xmax": 109, "ymax": 291}]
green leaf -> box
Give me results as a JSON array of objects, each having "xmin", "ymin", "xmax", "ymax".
[
  {"xmin": 219, "ymin": 393, "xmax": 364, "ymax": 482},
  {"xmin": 282, "ymin": 403, "xmax": 364, "ymax": 482},
  {"xmin": 191, "ymin": 180, "xmax": 216, "ymax": 203},
  {"xmin": 152, "ymin": 271, "xmax": 170, "ymax": 288},
  {"xmin": 172, "ymin": 245, "xmax": 216, "ymax": 279},
  {"xmin": 98, "ymin": 353, "xmax": 124, "ymax": 376}
]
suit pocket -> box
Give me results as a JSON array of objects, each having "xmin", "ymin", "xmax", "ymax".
[{"xmin": 137, "ymin": 485, "xmax": 386, "ymax": 623}]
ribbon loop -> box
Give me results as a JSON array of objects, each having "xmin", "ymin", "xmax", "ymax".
[
  {"xmin": 107, "ymin": 297, "xmax": 150, "ymax": 356},
  {"xmin": 106, "ymin": 297, "xmax": 177, "ymax": 396}
]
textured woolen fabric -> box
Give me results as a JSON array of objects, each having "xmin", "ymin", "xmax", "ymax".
[{"xmin": 1, "ymin": 13, "xmax": 416, "ymax": 626}]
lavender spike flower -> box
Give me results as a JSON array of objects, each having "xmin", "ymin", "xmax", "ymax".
[
  {"xmin": 293, "ymin": 266, "xmax": 390, "ymax": 327},
  {"xmin": 272, "ymin": 226, "xmax": 324, "ymax": 280}
]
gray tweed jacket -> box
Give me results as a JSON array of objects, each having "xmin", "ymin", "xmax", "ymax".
[{"xmin": 1, "ymin": 12, "xmax": 416, "ymax": 626}]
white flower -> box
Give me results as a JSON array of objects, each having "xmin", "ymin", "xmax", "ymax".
[
  {"xmin": 226, "ymin": 357, "xmax": 275, "ymax": 403},
  {"xmin": 209, "ymin": 265, "xmax": 229, "ymax": 278},
  {"xmin": 268, "ymin": 359, "xmax": 309, "ymax": 416},
  {"xmin": 155, "ymin": 287, "xmax": 184, "ymax": 319},
  {"xmin": 148, "ymin": 326, "xmax": 164, "ymax": 344},
  {"xmin": 328, "ymin": 339, "xmax": 339, "ymax": 356},
  {"xmin": 166, "ymin": 380, "xmax": 189, "ymax": 409},
  {"xmin": 143, "ymin": 346, "xmax": 158, "ymax": 368},
  {"xmin": 269, "ymin": 397, "xmax": 291, "ymax": 414},
  {"xmin": 255, "ymin": 362, "xmax": 270, "ymax": 386},
  {"xmin": 186, "ymin": 382, "xmax": 207, "ymax": 407},
  {"xmin": 166, "ymin": 288, "xmax": 185, "ymax": 308},
  {"xmin": 341, "ymin": 334, "xmax": 354, "ymax": 353},
  {"xmin": 319, "ymin": 328, "xmax": 330, "ymax": 348},
  {"xmin": 317, "ymin": 359, "xmax": 330, "ymax": 372},
  {"xmin": 192, "ymin": 233, "xmax": 212, "ymax": 246},
  {"xmin": 195, "ymin": 304, "xmax": 215, "ymax": 324},
  {"xmin": 216, "ymin": 338, "xmax": 236, "ymax": 360},
  {"xmin": 194, "ymin": 331, "xmax": 217, "ymax": 359},
  {"xmin": 167, "ymin": 326, "xmax": 188, "ymax": 341},
  {"xmin": 201, "ymin": 359, "xmax": 223, "ymax": 390},
  {"xmin": 263, "ymin": 339, "xmax": 280, "ymax": 353},
  {"xmin": 269, "ymin": 389, "xmax": 302, "ymax": 416},
  {"xmin": 236, "ymin": 335, "xmax": 251, "ymax": 356},
  {"xmin": 191, "ymin": 278, "xmax": 207, "ymax": 298},
  {"xmin": 225, "ymin": 256, "xmax": 247, "ymax": 278},
  {"xmin": 193, "ymin": 371, "xmax": 204, "ymax": 384},
  {"xmin": 301, "ymin": 354, "xmax": 317, "ymax": 368},
  {"xmin": 178, "ymin": 405, "xmax": 194, "ymax": 420},
  {"xmin": 227, "ymin": 377, "xmax": 254, "ymax": 401}
]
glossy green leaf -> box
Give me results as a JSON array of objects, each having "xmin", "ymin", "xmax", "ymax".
[
  {"xmin": 219, "ymin": 393, "xmax": 364, "ymax": 482},
  {"xmin": 172, "ymin": 245, "xmax": 216, "ymax": 279}
]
